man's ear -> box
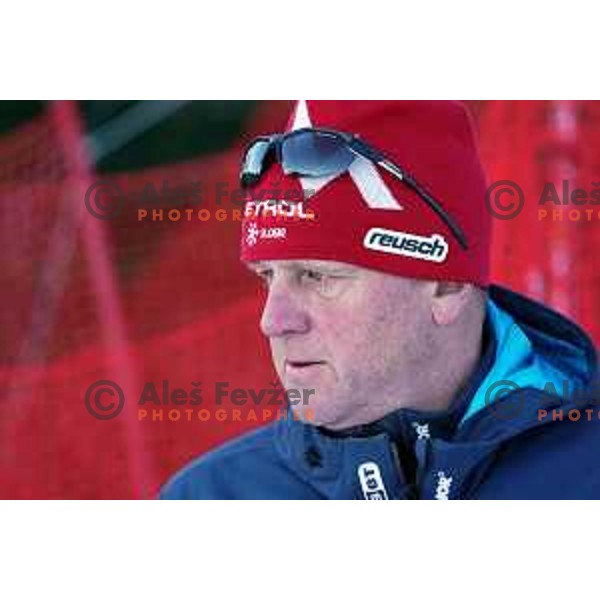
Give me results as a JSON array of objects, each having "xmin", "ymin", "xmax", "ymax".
[{"xmin": 430, "ymin": 282, "xmax": 473, "ymax": 326}]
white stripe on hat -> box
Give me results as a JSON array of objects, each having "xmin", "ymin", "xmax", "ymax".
[
  {"xmin": 348, "ymin": 156, "xmax": 404, "ymax": 210},
  {"xmin": 292, "ymin": 100, "xmax": 403, "ymax": 211}
]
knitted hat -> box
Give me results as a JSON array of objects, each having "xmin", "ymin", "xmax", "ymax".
[{"xmin": 240, "ymin": 100, "xmax": 491, "ymax": 285}]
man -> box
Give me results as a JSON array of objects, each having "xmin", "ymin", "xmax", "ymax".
[{"xmin": 161, "ymin": 100, "xmax": 600, "ymax": 499}]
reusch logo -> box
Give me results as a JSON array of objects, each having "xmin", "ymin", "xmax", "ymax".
[
  {"xmin": 363, "ymin": 228, "xmax": 449, "ymax": 263},
  {"xmin": 358, "ymin": 462, "xmax": 389, "ymax": 500}
]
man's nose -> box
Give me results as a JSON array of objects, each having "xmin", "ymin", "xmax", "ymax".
[{"xmin": 260, "ymin": 280, "xmax": 310, "ymax": 338}]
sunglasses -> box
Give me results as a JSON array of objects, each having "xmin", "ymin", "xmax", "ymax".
[{"xmin": 240, "ymin": 127, "xmax": 468, "ymax": 250}]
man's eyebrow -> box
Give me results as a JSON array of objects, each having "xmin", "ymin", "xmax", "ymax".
[{"xmin": 295, "ymin": 260, "xmax": 358, "ymax": 273}]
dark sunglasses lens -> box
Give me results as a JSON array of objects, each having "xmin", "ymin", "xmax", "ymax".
[
  {"xmin": 281, "ymin": 131, "xmax": 355, "ymax": 178},
  {"xmin": 241, "ymin": 138, "xmax": 273, "ymax": 187}
]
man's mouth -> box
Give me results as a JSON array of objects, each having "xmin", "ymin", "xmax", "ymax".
[{"xmin": 284, "ymin": 359, "xmax": 326, "ymax": 374}]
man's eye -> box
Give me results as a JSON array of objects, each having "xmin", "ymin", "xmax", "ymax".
[
  {"xmin": 299, "ymin": 269, "xmax": 325, "ymax": 284},
  {"xmin": 299, "ymin": 269, "xmax": 346, "ymax": 298}
]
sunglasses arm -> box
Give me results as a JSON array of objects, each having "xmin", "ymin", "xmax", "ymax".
[{"xmin": 377, "ymin": 160, "xmax": 469, "ymax": 251}]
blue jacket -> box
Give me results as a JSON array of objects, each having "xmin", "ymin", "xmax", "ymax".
[{"xmin": 160, "ymin": 285, "xmax": 600, "ymax": 499}]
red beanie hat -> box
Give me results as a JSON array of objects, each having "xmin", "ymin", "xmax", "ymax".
[{"xmin": 240, "ymin": 100, "xmax": 491, "ymax": 286}]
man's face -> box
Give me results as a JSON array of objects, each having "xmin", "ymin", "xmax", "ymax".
[{"xmin": 246, "ymin": 259, "xmax": 437, "ymax": 430}]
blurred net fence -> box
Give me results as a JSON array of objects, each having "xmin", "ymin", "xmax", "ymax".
[{"xmin": 1, "ymin": 100, "xmax": 599, "ymax": 498}]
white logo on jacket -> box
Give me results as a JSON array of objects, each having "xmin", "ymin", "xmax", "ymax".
[
  {"xmin": 435, "ymin": 471, "xmax": 453, "ymax": 500},
  {"xmin": 358, "ymin": 462, "xmax": 389, "ymax": 500},
  {"xmin": 413, "ymin": 422, "xmax": 431, "ymax": 440}
]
